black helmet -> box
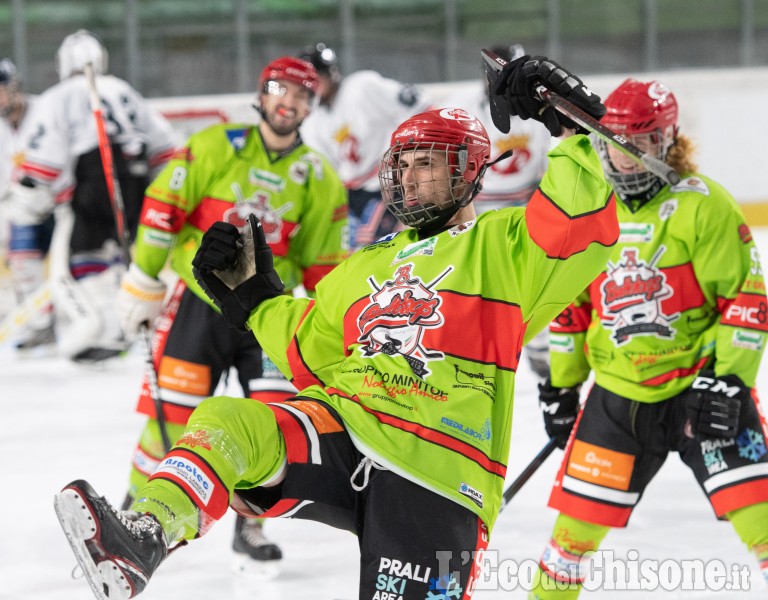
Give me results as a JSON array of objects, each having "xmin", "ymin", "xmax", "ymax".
[
  {"xmin": 299, "ymin": 42, "xmax": 340, "ymax": 79},
  {"xmin": 0, "ymin": 58, "xmax": 19, "ymax": 86}
]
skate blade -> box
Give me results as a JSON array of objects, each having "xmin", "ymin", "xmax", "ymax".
[
  {"xmin": 53, "ymin": 489, "xmax": 133, "ymax": 600},
  {"xmin": 232, "ymin": 553, "xmax": 281, "ymax": 579}
]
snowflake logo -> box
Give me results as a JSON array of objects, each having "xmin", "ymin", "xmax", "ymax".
[
  {"xmin": 426, "ymin": 575, "xmax": 463, "ymax": 600},
  {"xmin": 737, "ymin": 428, "xmax": 767, "ymax": 463}
]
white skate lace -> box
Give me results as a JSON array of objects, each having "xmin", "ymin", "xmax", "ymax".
[
  {"xmin": 115, "ymin": 509, "xmax": 161, "ymax": 539},
  {"xmin": 350, "ymin": 456, "xmax": 386, "ymax": 491},
  {"xmin": 240, "ymin": 520, "xmax": 271, "ymax": 548}
]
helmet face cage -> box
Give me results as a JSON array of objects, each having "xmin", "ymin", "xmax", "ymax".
[
  {"xmin": 597, "ymin": 79, "xmax": 678, "ymax": 197},
  {"xmin": 378, "ymin": 142, "xmax": 472, "ymax": 230},
  {"xmin": 56, "ymin": 30, "xmax": 108, "ymax": 81}
]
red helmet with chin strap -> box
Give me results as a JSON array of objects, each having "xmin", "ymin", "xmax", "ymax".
[
  {"xmin": 258, "ymin": 56, "xmax": 319, "ymax": 96},
  {"xmin": 602, "ymin": 78, "xmax": 678, "ymax": 137},
  {"xmin": 598, "ymin": 78, "xmax": 679, "ymax": 197},
  {"xmin": 379, "ymin": 108, "xmax": 491, "ymax": 231},
  {"xmin": 388, "ymin": 108, "xmax": 491, "ymax": 185}
]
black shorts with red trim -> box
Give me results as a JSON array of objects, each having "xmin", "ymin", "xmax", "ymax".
[
  {"xmin": 234, "ymin": 398, "xmax": 489, "ymax": 600},
  {"xmin": 137, "ymin": 285, "xmax": 294, "ymax": 423},
  {"xmin": 549, "ymin": 384, "xmax": 768, "ymax": 527}
]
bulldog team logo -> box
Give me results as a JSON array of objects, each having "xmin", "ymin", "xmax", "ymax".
[
  {"xmin": 600, "ymin": 246, "xmax": 679, "ymax": 345},
  {"xmin": 357, "ymin": 263, "xmax": 453, "ymax": 377},
  {"xmin": 223, "ymin": 183, "xmax": 294, "ymax": 244}
]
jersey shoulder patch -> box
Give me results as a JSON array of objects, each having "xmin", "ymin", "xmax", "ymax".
[
  {"xmin": 224, "ymin": 126, "xmax": 251, "ymax": 151},
  {"xmin": 670, "ymin": 176, "xmax": 710, "ymax": 196},
  {"xmin": 360, "ymin": 230, "xmax": 402, "ymax": 251}
]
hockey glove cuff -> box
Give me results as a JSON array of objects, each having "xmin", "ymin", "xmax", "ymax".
[
  {"xmin": 539, "ymin": 378, "xmax": 580, "ymax": 449},
  {"xmin": 1, "ymin": 178, "xmax": 56, "ymax": 226},
  {"xmin": 116, "ymin": 263, "xmax": 167, "ymax": 337},
  {"xmin": 685, "ymin": 370, "xmax": 747, "ymax": 440},
  {"xmin": 192, "ymin": 215, "xmax": 285, "ymax": 332},
  {"xmin": 489, "ymin": 55, "xmax": 605, "ymax": 136}
]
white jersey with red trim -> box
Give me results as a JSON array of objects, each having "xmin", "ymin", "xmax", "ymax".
[
  {"xmin": 300, "ymin": 70, "xmax": 430, "ymax": 192},
  {"xmin": 17, "ymin": 74, "xmax": 177, "ymax": 202},
  {"xmin": 0, "ymin": 96, "xmax": 38, "ymax": 193},
  {"xmin": 447, "ymin": 84, "xmax": 551, "ymax": 211}
]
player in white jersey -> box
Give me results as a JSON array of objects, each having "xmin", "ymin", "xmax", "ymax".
[
  {"xmin": 299, "ymin": 42, "xmax": 431, "ymax": 249},
  {"xmin": 0, "ymin": 59, "xmax": 56, "ymax": 351},
  {"xmin": 448, "ymin": 44, "xmax": 553, "ymax": 378},
  {"xmin": 2, "ymin": 30, "xmax": 177, "ymax": 362}
]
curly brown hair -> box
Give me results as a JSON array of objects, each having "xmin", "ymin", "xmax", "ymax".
[{"xmin": 666, "ymin": 133, "xmax": 698, "ymax": 176}]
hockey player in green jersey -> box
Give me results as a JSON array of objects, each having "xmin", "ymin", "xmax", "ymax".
[
  {"xmin": 530, "ymin": 79, "xmax": 768, "ymax": 598},
  {"xmin": 54, "ymin": 55, "xmax": 617, "ymax": 600},
  {"xmin": 112, "ymin": 56, "xmax": 348, "ymax": 573}
]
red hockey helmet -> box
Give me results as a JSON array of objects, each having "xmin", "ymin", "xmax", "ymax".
[
  {"xmin": 597, "ymin": 78, "xmax": 679, "ymax": 197},
  {"xmin": 378, "ymin": 108, "xmax": 491, "ymax": 231},
  {"xmin": 258, "ymin": 56, "xmax": 319, "ymax": 96}
]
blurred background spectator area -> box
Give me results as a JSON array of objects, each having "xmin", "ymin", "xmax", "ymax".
[{"xmin": 3, "ymin": 0, "xmax": 768, "ymax": 97}]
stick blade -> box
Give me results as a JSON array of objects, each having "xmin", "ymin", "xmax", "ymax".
[{"xmin": 480, "ymin": 48, "xmax": 512, "ymax": 134}]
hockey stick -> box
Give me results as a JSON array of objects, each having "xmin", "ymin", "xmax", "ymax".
[
  {"xmin": 84, "ymin": 64, "xmax": 172, "ymax": 453},
  {"xmin": 480, "ymin": 48, "xmax": 681, "ymax": 186},
  {"xmin": 499, "ymin": 436, "xmax": 558, "ymax": 513}
]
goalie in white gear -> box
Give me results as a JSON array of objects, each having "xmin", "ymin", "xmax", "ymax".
[
  {"xmin": 0, "ymin": 58, "xmax": 56, "ymax": 351},
  {"xmin": 4, "ymin": 30, "xmax": 177, "ymax": 362}
]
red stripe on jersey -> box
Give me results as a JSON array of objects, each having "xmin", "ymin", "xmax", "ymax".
[
  {"xmin": 327, "ymin": 388, "xmax": 507, "ymax": 478},
  {"xmin": 149, "ymin": 148, "xmax": 175, "ymax": 169},
  {"xmin": 148, "ymin": 448, "xmax": 230, "ymax": 534},
  {"xmin": 249, "ymin": 390, "xmax": 294, "ymax": 404},
  {"xmin": 710, "ymin": 478, "xmax": 768, "ymax": 516},
  {"xmin": 332, "ymin": 204, "xmax": 348, "ymax": 222},
  {"xmin": 139, "ymin": 197, "xmax": 187, "ymax": 234},
  {"xmin": 550, "ymin": 302, "xmax": 593, "ymax": 334},
  {"xmin": 19, "ymin": 161, "xmax": 60, "ymax": 182},
  {"xmin": 719, "ymin": 292, "xmax": 768, "ymax": 332},
  {"xmin": 303, "ymin": 264, "xmax": 336, "ymax": 293},
  {"xmin": 343, "ymin": 292, "xmax": 524, "ymax": 371},
  {"xmin": 55, "ymin": 185, "xmax": 74, "ymax": 204},
  {"xmin": 526, "ymin": 190, "xmax": 619, "ymax": 259},
  {"xmin": 640, "ymin": 356, "xmax": 710, "ymax": 387},
  {"xmin": 660, "ymin": 263, "xmax": 707, "ymax": 313},
  {"xmin": 590, "ymin": 262, "xmax": 707, "ymax": 320},
  {"xmin": 187, "ymin": 197, "xmax": 298, "ymax": 256},
  {"xmin": 287, "ymin": 301, "xmax": 325, "ymax": 390},
  {"xmin": 548, "ymin": 485, "xmax": 633, "ymax": 527}
]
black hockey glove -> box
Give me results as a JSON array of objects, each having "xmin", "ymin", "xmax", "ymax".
[
  {"xmin": 539, "ymin": 378, "xmax": 580, "ymax": 449},
  {"xmin": 488, "ymin": 55, "xmax": 605, "ymax": 136},
  {"xmin": 684, "ymin": 370, "xmax": 748, "ymax": 440},
  {"xmin": 192, "ymin": 214, "xmax": 285, "ymax": 332}
]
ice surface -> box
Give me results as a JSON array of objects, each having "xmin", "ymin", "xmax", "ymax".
[{"xmin": 2, "ymin": 230, "xmax": 767, "ymax": 600}]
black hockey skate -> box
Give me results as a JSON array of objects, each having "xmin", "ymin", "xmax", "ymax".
[
  {"xmin": 232, "ymin": 515, "xmax": 282, "ymax": 577},
  {"xmin": 54, "ymin": 480, "xmax": 168, "ymax": 599}
]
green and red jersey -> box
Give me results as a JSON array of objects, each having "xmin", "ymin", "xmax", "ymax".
[
  {"xmin": 549, "ymin": 174, "xmax": 767, "ymax": 399},
  {"xmin": 133, "ymin": 123, "xmax": 348, "ymax": 299},
  {"xmin": 247, "ymin": 135, "xmax": 618, "ymax": 530}
]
